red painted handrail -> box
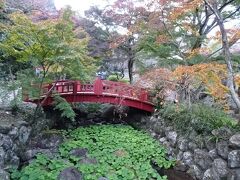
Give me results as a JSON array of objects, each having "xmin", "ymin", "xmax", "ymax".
[{"xmin": 23, "ymin": 78, "xmax": 154, "ymax": 112}]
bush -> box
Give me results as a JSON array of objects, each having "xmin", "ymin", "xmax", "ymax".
[
  {"xmin": 158, "ymin": 103, "xmax": 239, "ymax": 135},
  {"xmin": 107, "ymin": 75, "xmax": 129, "ymax": 83},
  {"xmin": 53, "ymin": 95, "xmax": 76, "ymax": 122},
  {"xmin": 107, "ymin": 75, "xmax": 118, "ymax": 81}
]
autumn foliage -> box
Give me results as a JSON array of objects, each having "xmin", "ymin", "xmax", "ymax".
[
  {"xmin": 136, "ymin": 63, "xmax": 231, "ymax": 107},
  {"xmin": 173, "ymin": 63, "xmax": 228, "ymax": 101}
]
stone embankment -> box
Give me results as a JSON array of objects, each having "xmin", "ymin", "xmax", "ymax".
[
  {"xmin": 0, "ymin": 103, "xmax": 54, "ymax": 179},
  {"xmin": 133, "ymin": 115, "xmax": 240, "ymax": 180}
]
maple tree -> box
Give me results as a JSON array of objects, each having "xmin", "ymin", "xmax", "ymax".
[
  {"xmin": 134, "ymin": 0, "xmax": 240, "ymax": 110},
  {"xmin": 138, "ymin": 0, "xmax": 240, "ymax": 65},
  {"xmin": 0, "ymin": 8, "xmax": 97, "ymax": 108},
  {"xmin": 173, "ymin": 63, "xmax": 228, "ymax": 106},
  {"xmin": 84, "ymin": 6, "xmax": 129, "ymax": 79},
  {"xmin": 134, "ymin": 68, "xmax": 177, "ymax": 107},
  {"xmin": 102, "ymin": 0, "xmax": 150, "ymax": 83},
  {"xmin": 135, "ymin": 63, "xmax": 230, "ymax": 108}
]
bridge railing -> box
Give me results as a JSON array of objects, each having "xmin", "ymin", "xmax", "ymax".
[
  {"xmin": 24, "ymin": 78, "xmax": 150, "ymax": 103},
  {"xmin": 42, "ymin": 80, "xmax": 75, "ymax": 95},
  {"xmin": 101, "ymin": 79, "xmax": 149, "ymax": 102}
]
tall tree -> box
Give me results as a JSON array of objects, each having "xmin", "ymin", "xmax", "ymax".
[
  {"xmin": 204, "ymin": 0, "xmax": 240, "ymax": 110},
  {"xmin": 102, "ymin": 0, "xmax": 149, "ymax": 83},
  {"xmin": 0, "ymin": 8, "xmax": 97, "ymax": 106},
  {"xmin": 140, "ymin": 0, "xmax": 240, "ymax": 64}
]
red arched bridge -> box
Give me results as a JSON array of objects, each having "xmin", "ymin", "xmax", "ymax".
[{"xmin": 23, "ymin": 78, "xmax": 154, "ymax": 112}]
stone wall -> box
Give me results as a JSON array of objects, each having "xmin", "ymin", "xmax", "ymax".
[
  {"xmin": 134, "ymin": 116, "xmax": 240, "ymax": 180},
  {"xmin": 0, "ymin": 103, "xmax": 54, "ymax": 179}
]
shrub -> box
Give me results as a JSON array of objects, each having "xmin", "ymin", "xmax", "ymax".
[
  {"xmin": 107, "ymin": 75, "xmax": 118, "ymax": 81},
  {"xmin": 158, "ymin": 103, "xmax": 239, "ymax": 135},
  {"xmin": 53, "ymin": 95, "xmax": 76, "ymax": 122}
]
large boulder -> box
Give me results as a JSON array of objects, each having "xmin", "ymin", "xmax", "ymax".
[
  {"xmin": 188, "ymin": 142, "xmax": 198, "ymax": 152},
  {"xmin": 212, "ymin": 158, "xmax": 228, "ymax": 178},
  {"xmin": 228, "ymin": 150, "xmax": 240, "ymax": 168},
  {"xmin": 57, "ymin": 167, "xmax": 83, "ymax": 180},
  {"xmin": 187, "ymin": 165, "xmax": 203, "ymax": 179},
  {"xmin": 231, "ymin": 168, "xmax": 240, "ymax": 180},
  {"xmin": 202, "ymin": 168, "xmax": 223, "ymax": 180},
  {"xmin": 14, "ymin": 102, "xmax": 37, "ymax": 120},
  {"xmin": 31, "ymin": 131, "xmax": 64, "ymax": 149},
  {"xmin": 208, "ymin": 149, "xmax": 218, "ymax": 160},
  {"xmin": 202, "ymin": 169, "xmax": 213, "ymax": 180},
  {"xmin": 4, "ymin": 150, "xmax": 20, "ymax": 169},
  {"xmin": 182, "ymin": 151, "xmax": 193, "ymax": 166},
  {"xmin": 194, "ymin": 149, "xmax": 212, "ymax": 170},
  {"xmin": 216, "ymin": 141, "xmax": 229, "ymax": 159},
  {"xmin": 229, "ymin": 134, "xmax": 240, "ymax": 148},
  {"xmin": 8, "ymin": 127, "xmax": 18, "ymax": 140},
  {"xmin": 153, "ymin": 122, "xmax": 165, "ymax": 136},
  {"xmin": 0, "ymin": 112, "xmax": 16, "ymax": 134},
  {"xmin": 23, "ymin": 148, "xmax": 56, "ymax": 162},
  {"xmin": 165, "ymin": 131, "xmax": 177, "ymax": 146},
  {"xmin": 177, "ymin": 137, "xmax": 188, "ymax": 151},
  {"xmin": 0, "ymin": 123, "xmax": 12, "ymax": 135},
  {"xmin": 70, "ymin": 148, "xmax": 88, "ymax": 158},
  {"xmin": 18, "ymin": 126, "xmax": 31, "ymax": 144},
  {"xmin": 0, "ymin": 134, "xmax": 13, "ymax": 151}
]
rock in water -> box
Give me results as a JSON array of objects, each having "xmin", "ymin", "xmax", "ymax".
[
  {"xmin": 70, "ymin": 148, "xmax": 88, "ymax": 158},
  {"xmin": 57, "ymin": 167, "xmax": 83, "ymax": 180}
]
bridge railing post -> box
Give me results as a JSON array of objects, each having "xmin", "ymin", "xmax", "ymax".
[
  {"xmin": 74, "ymin": 81, "xmax": 81, "ymax": 94},
  {"xmin": 94, "ymin": 77, "xmax": 103, "ymax": 95}
]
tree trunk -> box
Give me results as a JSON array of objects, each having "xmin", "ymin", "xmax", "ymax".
[
  {"xmin": 127, "ymin": 37, "xmax": 135, "ymax": 84},
  {"xmin": 128, "ymin": 57, "xmax": 134, "ymax": 84},
  {"xmin": 205, "ymin": 0, "xmax": 240, "ymax": 111}
]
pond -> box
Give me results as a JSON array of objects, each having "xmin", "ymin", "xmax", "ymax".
[{"xmin": 11, "ymin": 125, "xmax": 175, "ymax": 180}]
